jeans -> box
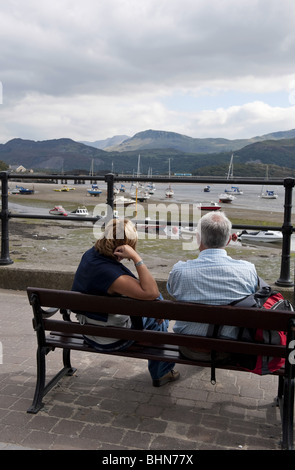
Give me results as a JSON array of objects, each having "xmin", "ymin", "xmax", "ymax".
[
  {"xmin": 83, "ymin": 317, "xmax": 175, "ymax": 381},
  {"xmin": 143, "ymin": 317, "xmax": 176, "ymax": 380}
]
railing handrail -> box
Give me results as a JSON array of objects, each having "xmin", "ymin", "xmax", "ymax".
[
  {"xmin": 1, "ymin": 171, "xmax": 294, "ymax": 286},
  {"xmin": 4, "ymin": 171, "xmax": 286, "ymax": 185}
]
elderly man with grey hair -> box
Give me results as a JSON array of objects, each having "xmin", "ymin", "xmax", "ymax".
[{"xmin": 167, "ymin": 211, "xmax": 258, "ymax": 360}]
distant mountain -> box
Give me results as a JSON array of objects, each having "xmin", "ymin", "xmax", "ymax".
[
  {"xmin": 80, "ymin": 135, "xmax": 130, "ymax": 150},
  {"xmin": 105, "ymin": 129, "xmax": 295, "ymax": 153},
  {"xmin": 1, "ymin": 131, "xmax": 295, "ymax": 176},
  {"xmin": 0, "ymin": 138, "xmax": 109, "ymax": 172}
]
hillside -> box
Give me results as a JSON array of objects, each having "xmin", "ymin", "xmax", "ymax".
[
  {"xmin": 0, "ymin": 138, "xmax": 109, "ymax": 172},
  {"xmin": 1, "ymin": 131, "xmax": 295, "ymax": 176},
  {"xmin": 105, "ymin": 128, "xmax": 295, "ymax": 153},
  {"xmin": 237, "ymin": 138, "xmax": 295, "ymax": 165},
  {"xmin": 80, "ymin": 135, "xmax": 130, "ymax": 149}
]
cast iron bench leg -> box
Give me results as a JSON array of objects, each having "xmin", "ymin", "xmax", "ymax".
[
  {"xmin": 281, "ymin": 377, "xmax": 294, "ymax": 450},
  {"xmin": 27, "ymin": 346, "xmax": 46, "ymax": 414},
  {"xmin": 27, "ymin": 347, "xmax": 77, "ymax": 414}
]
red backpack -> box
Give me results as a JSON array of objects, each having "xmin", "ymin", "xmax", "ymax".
[{"xmin": 231, "ymin": 280, "xmax": 293, "ymax": 375}]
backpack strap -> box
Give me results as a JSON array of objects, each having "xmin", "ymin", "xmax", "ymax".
[
  {"xmin": 207, "ymin": 324, "xmax": 221, "ymax": 384},
  {"xmin": 231, "ymin": 276, "xmax": 272, "ymax": 308}
]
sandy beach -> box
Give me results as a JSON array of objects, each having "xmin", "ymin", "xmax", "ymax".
[{"xmin": 6, "ymin": 181, "xmax": 285, "ymax": 283}]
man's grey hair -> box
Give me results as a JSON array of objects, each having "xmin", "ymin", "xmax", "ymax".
[{"xmin": 197, "ymin": 211, "xmax": 232, "ymax": 248}]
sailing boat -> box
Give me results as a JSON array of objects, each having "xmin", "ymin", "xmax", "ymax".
[
  {"xmin": 132, "ymin": 155, "xmax": 150, "ymax": 202},
  {"xmin": 165, "ymin": 159, "xmax": 174, "ymax": 198},
  {"xmin": 223, "ymin": 154, "xmax": 243, "ymax": 195},
  {"xmin": 146, "ymin": 168, "xmax": 156, "ymax": 194},
  {"xmin": 260, "ymin": 165, "xmax": 278, "ymax": 199}
]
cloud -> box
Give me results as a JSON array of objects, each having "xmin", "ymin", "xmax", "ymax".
[{"xmin": 1, "ymin": 0, "xmax": 295, "ymax": 142}]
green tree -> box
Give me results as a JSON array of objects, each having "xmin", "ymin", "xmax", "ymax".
[{"xmin": 0, "ymin": 160, "xmax": 8, "ymax": 171}]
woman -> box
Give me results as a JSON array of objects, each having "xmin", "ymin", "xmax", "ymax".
[{"xmin": 72, "ymin": 218, "xmax": 179, "ymax": 387}]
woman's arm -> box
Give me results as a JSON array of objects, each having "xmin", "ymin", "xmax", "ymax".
[{"xmin": 107, "ymin": 245, "xmax": 160, "ymax": 300}]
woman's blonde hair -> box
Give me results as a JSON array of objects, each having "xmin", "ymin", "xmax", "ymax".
[{"xmin": 95, "ymin": 218, "xmax": 138, "ymax": 259}]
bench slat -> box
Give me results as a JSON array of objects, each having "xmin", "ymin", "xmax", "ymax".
[
  {"xmin": 27, "ymin": 287, "xmax": 295, "ymax": 330},
  {"xmin": 45, "ymin": 319, "xmax": 287, "ymax": 358}
]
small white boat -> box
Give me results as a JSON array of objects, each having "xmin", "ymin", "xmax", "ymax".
[
  {"xmin": 260, "ymin": 190, "xmax": 278, "ymax": 199},
  {"xmin": 238, "ymin": 230, "xmax": 282, "ymax": 243},
  {"xmin": 260, "ymin": 166, "xmax": 278, "ymax": 199},
  {"xmin": 114, "ymin": 196, "xmax": 135, "ymax": 206},
  {"xmin": 224, "ymin": 186, "xmax": 243, "ymax": 195},
  {"xmin": 165, "ymin": 185, "xmax": 174, "ymax": 198},
  {"xmin": 49, "ymin": 205, "xmax": 68, "ymax": 216},
  {"xmin": 180, "ymin": 226, "xmax": 197, "ymax": 235},
  {"xmin": 147, "ymin": 183, "xmax": 156, "ymax": 194},
  {"xmin": 196, "ymin": 202, "xmax": 221, "ymax": 211},
  {"xmin": 70, "ymin": 206, "xmax": 89, "ymax": 216},
  {"xmin": 134, "ymin": 218, "xmax": 166, "ymax": 233},
  {"xmin": 136, "ymin": 190, "xmax": 150, "ymax": 202},
  {"xmin": 219, "ymin": 193, "xmax": 235, "ymax": 203}
]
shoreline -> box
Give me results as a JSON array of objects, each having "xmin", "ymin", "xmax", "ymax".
[{"xmin": 7, "ymin": 181, "xmax": 283, "ymax": 223}]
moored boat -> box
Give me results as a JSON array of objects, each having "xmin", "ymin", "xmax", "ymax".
[
  {"xmin": 165, "ymin": 185, "xmax": 174, "ymax": 198},
  {"xmin": 260, "ymin": 190, "xmax": 278, "ymax": 199},
  {"xmin": 135, "ymin": 190, "xmax": 150, "ymax": 202},
  {"xmin": 70, "ymin": 206, "xmax": 89, "ymax": 216},
  {"xmin": 87, "ymin": 184, "xmax": 102, "ymax": 196},
  {"xmin": 180, "ymin": 226, "xmax": 197, "ymax": 236},
  {"xmin": 54, "ymin": 185, "xmax": 75, "ymax": 192},
  {"xmin": 49, "ymin": 205, "xmax": 68, "ymax": 216},
  {"xmin": 196, "ymin": 202, "xmax": 221, "ymax": 211},
  {"xmin": 16, "ymin": 185, "xmax": 35, "ymax": 194},
  {"xmin": 237, "ymin": 230, "xmax": 282, "ymax": 243},
  {"xmin": 224, "ymin": 186, "xmax": 243, "ymax": 195},
  {"xmin": 134, "ymin": 218, "xmax": 166, "ymax": 233},
  {"xmin": 114, "ymin": 196, "xmax": 135, "ymax": 206},
  {"xmin": 219, "ymin": 193, "xmax": 235, "ymax": 203}
]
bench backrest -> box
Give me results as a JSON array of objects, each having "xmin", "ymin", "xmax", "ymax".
[
  {"xmin": 27, "ymin": 286, "xmax": 295, "ymax": 330},
  {"xmin": 27, "ymin": 287, "xmax": 295, "ymax": 359}
]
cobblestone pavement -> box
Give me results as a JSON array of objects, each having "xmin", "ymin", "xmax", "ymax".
[{"xmin": 0, "ymin": 288, "xmax": 284, "ymax": 451}]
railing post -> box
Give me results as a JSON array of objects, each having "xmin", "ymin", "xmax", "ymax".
[
  {"xmin": 0, "ymin": 171, "xmax": 13, "ymax": 265},
  {"xmin": 276, "ymin": 177, "xmax": 295, "ymax": 286},
  {"xmin": 104, "ymin": 173, "xmax": 114, "ymax": 218}
]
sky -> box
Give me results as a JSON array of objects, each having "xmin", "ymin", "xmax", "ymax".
[{"xmin": 0, "ymin": 0, "xmax": 295, "ymax": 144}]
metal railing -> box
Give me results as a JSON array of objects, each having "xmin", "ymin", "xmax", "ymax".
[{"xmin": 1, "ymin": 171, "xmax": 294, "ymax": 286}]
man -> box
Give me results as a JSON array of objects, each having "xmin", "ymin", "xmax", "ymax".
[{"xmin": 167, "ymin": 211, "xmax": 258, "ymax": 360}]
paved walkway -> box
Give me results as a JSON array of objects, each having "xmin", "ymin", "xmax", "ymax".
[{"xmin": 0, "ymin": 288, "xmax": 284, "ymax": 451}]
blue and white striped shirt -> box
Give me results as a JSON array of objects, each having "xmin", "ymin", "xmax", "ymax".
[{"xmin": 167, "ymin": 249, "xmax": 258, "ymax": 338}]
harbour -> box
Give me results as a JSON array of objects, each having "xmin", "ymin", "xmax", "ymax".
[{"xmin": 3, "ymin": 179, "xmax": 293, "ymax": 286}]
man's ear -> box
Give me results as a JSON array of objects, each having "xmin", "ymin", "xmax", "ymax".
[{"xmin": 226, "ymin": 235, "xmax": 232, "ymax": 246}]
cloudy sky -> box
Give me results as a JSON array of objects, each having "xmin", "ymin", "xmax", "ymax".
[{"xmin": 0, "ymin": 0, "xmax": 295, "ymax": 144}]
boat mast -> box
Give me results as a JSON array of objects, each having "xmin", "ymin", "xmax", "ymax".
[{"xmin": 227, "ymin": 154, "xmax": 234, "ymax": 179}]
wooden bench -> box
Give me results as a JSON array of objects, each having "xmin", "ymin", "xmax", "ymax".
[{"xmin": 27, "ymin": 286, "xmax": 295, "ymax": 450}]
